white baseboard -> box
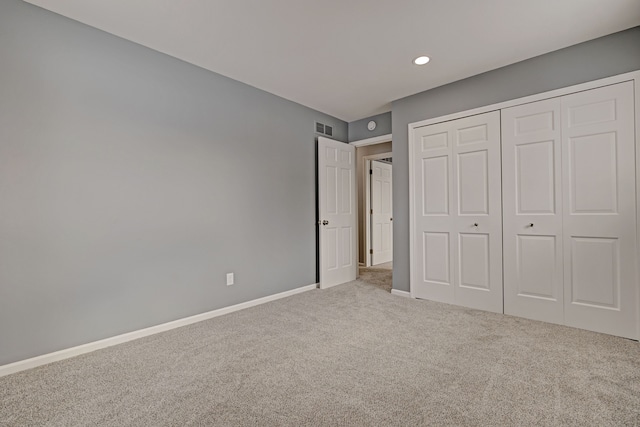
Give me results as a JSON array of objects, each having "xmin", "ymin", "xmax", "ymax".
[
  {"xmin": 391, "ymin": 289, "xmax": 412, "ymax": 298},
  {"xmin": 0, "ymin": 283, "xmax": 318, "ymax": 378}
]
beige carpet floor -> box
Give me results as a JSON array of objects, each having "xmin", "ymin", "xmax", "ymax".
[
  {"xmin": 1, "ymin": 275, "xmax": 639, "ymax": 426},
  {"xmin": 358, "ymin": 262, "xmax": 393, "ymax": 292}
]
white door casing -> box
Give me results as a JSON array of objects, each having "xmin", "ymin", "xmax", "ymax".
[
  {"xmin": 371, "ymin": 160, "xmax": 393, "ymax": 265},
  {"xmin": 561, "ymin": 81, "xmax": 638, "ymax": 339},
  {"xmin": 318, "ymin": 137, "xmax": 357, "ymax": 289},
  {"xmin": 412, "ymin": 111, "xmax": 503, "ymax": 313},
  {"xmin": 502, "ymin": 98, "xmax": 565, "ymax": 324}
]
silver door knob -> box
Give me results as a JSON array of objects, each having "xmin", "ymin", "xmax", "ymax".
[
  {"xmin": 473, "ymin": 223, "xmax": 478, "ymax": 227},
  {"xmin": 528, "ymin": 223, "xmax": 534, "ymax": 227},
  {"xmin": 322, "ymin": 220, "xmax": 329, "ymax": 225}
]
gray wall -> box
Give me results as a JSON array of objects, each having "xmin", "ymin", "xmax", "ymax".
[
  {"xmin": 0, "ymin": 0, "xmax": 347, "ymax": 366},
  {"xmin": 391, "ymin": 26, "xmax": 640, "ymax": 292},
  {"xmin": 348, "ymin": 111, "xmax": 392, "ymax": 142}
]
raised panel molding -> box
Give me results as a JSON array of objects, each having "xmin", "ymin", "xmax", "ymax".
[
  {"xmin": 516, "ymin": 141, "xmax": 556, "ymax": 214},
  {"xmin": 326, "ymin": 228, "xmax": 338, "ymax": 270},
  {"xmin": 570, "ymin": 237, "xmax": 619, "ymax": 309},
  {"xmin": 421, "ymin": 132, "xmax": 448, "ymax": 151},
  {"xmin": 341, "ymin": 227, "xmax": 353, "ymax": 267},
  {"xmin": 568, "ymin": 99, "xmax": 616, "ymax": 128},
  {"xmin": 459, "ymin": 233, "xmax": 490, "ymax": 290},
  {"xmin": 340, "ymin": 149, "xmax": 352, "ymax": 165},
  {"xmin": 458, "ymin": 150, "xmax": 489, "ymax": 215},
  {"xmin": 326, "ymin": 166, "xmax": 338, "ymax": 214},
  {"xmin": 517, "ymin": 235, "xmax": 557, "ymax": 300},
  {"xmin": 423, "ymin": 156, "xmax": 449, "ymax": 215},
  {"xmin": 340, "ymin": 168, "xmax": 352, "ymax": 214},
  {"xmin": 382, "ymin": 181, "xmax": 391, "ymax": 213},
  {"xmin": 569, "ymin": 132, "xmax": 618, "ymax": 214},
  {"xmin": 515, "ymin": 111, "xmax": 554, "ymax": 135},
  {"xmin": 326, "ymin": 147, "xmax": 338, "ymax": 161},
  {"xmin": 457, "ymin": 124, "xmax": 488, "ymax": 145},
  {"xmin": 423, "ymin": 232, "xmax": 450, "ymax": 284}
]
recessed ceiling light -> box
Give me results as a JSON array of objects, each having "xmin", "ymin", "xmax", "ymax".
[{"xmin": 413, "ymin": 56, "xmax": 430, "ymax": 65}]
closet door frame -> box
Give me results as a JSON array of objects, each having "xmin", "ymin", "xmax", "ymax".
[{"xmin": 408, "ymin": 70, "xmax": 640, "ymax": 338}]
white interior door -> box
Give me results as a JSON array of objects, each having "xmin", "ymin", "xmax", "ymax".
[
  {"xmin": 561, "ymin": 81, "xmax": 638, "ymax": 339},
  {"xmin": 371, "ymin": 160, "xmax": 393, "ymax": 265},
  {"xmin": 412, "ymin": 111, "xmax": 503, "ymax": 313},
  {"xmin": 502, "ymin": 98, "xmax": 564, "ymax": 324},
  {"xmin": 318, "ymin": 137, "xmax": 357, "ymax": 289}
]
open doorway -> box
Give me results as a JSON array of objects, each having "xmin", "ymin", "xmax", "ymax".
[
  {"xmin": 369, "ymin": 159, "xmax": 393, "ymax": 265},
  {"xmin": 355, "ymin": 140, "xmax": 392, "ymax": 291}
]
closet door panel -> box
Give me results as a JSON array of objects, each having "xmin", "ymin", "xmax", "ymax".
[
  {"xmin": 412, "ymin": 121, "xmax": 455, "ymax": 303},
  {"xmin": 502, "ymin": 98, "xmax": 564, "ymax": 324},
  {"xmin": 412, "ymin": 111, "xmax": 502, "ymax": 313},
  {"xmin": 452, "ymin": 111, "xmax": 503, "ymax": 313},
  {"xmin": 562, "ymin": 81, "xmax": 638, "ymax": 339},
  {"xmin": 458, "ymin": 150, "xmax": 489, "ymax": 215}
]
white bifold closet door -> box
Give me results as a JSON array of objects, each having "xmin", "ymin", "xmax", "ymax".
[
  {"xmin": 503, "ymin": 81, "xmax": 638, "ymax": 339},
  {"xmin": 502, "ymin": 98, "xmax": 564, "ymax": 324},
  {"xmin": 412, "ymin": 111, "xmax": 502, "ymax": 313},
  {"xmin": 561, "ymin": 82, "xmax": 637, "ymax": 339}
]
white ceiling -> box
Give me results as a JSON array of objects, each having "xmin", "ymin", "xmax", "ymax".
[{"xmin": 24, "ymin": 0, "xmax": 640, "ymax": 122}]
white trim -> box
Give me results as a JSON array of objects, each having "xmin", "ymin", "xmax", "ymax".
[
  {"xmin": 363, "ymin": 152, "xmax": 393, "ymax": 267},
  {"xmin": 635, "ymin": 77, "xmax": 640, "ymax": 339},
  {"xmin": 365, "ymin": 158, "xmax": 372, "ymax": 267},
  {"xmin": 408, "ymin": 70, "xmax": 640, "ymax": 302},
  {"xmin": 0, "ymin": 283, "xmax": 318, "ymax": 378},
  {"xmin": 391, "ymin": 289, "xmax": 412, "ymax": 298},
  {"xmin": 350, "ymin": 133, "xmax": 392, "ymax": 147},
  {"xmin": 408, "ymin": 120, "xmax": 416, "ymax": 299}
]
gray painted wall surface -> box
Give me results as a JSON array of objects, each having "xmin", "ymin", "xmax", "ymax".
[
  {"xmin": 391, "ymin": 26, "xmax": 640, "ymax": 292},
  {"xmin": 0, "ymin": 0, "xmax": 346, "ymax": 365},
  {"xmin": 349, "ymin": 111, "xmax": 392, "ymax": 142}
]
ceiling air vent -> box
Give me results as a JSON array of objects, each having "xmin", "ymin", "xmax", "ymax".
[{"xmin": 315, "ymin": 121, "xmax": 333, "ymax": 137}]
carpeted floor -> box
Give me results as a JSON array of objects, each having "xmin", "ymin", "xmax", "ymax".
[
  {"xmin": 358, "ymin": 262, "xmax": 393, "ymax": 292},
  {"xmin": 1, "ymin": 275, "xmax": 639, "ymax": 426}
]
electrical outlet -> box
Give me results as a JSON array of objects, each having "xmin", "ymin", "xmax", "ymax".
[{"xmin": 226, "ymin": 273, "xmax": 234, "ymax": 286}]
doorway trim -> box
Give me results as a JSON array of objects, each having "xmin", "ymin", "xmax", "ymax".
[
  {"xmin": 364, "ymin": 153, "xmax": 393, "ymax": 266},
  {"xmin": 350, "ymin": 134, "xmax": 392, "ymax": 268},
  {"xmin": 350, "ymin": 133, "xmax": 392, "ymax": 148}
]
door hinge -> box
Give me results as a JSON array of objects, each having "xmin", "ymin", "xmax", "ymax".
[
  {"xmin": 370, "ymin": 249, "xmax": 373, "ymax": 254},
  {"xmin": 370, "ymin": 209, "xmax": 373, "ymax": 214},
  {"xmin": 369, "ymin": 169, "xmax": 373, "ymax": 175}
]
